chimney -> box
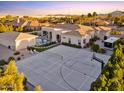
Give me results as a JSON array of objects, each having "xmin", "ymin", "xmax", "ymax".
[{"xmin": 17, "ymin": 16, "xmax": 20, "ymax": 23}]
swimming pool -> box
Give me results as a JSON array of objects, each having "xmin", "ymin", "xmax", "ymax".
[{"xmin": 36, "ymin": 38, "xmax": 48, "ymax": 45}]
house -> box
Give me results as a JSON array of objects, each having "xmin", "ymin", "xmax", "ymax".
[
  {"xmin": 41, "ymin": 26, "xmax": 69, "ymax": 42},
  {"xmin": 104, "ymin": 37, "xmax": 119, "ymax": 48},
  {"xmin": 41, "ymin": 24, "xmax": 112, "ymax": 48},
  {"xmin": 94, "ymin": 26, "xmax": 112, "ymax": 40},
  {"xmin": 50, "ymin": 23, "xmax": 80, "ymax": 30},
  {"xmin": 95, "ymin": 19, "xmax": 110, "ymax": 26},
  {"xmin": 24, "ymin": 20, "xmax": 41, "ymax": 31},
  {"xmin": 5, "ymin": 17, "xmax": 41, "ymax": 31},
  {"xmin": 0, "ymin": 32, "xmax": 38, "ymax": 50},
  {"xmin": 41, "ymin": 25, "xmax": 95, "ymax": 47},
  {"xmin": 61, "ymin": 25, "xmax": 94, "ymax": 47}
]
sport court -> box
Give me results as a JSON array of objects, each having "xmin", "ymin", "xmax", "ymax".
[{"xmin": 17, "ymin": 45, "xmax": 110, "ymax": 91}]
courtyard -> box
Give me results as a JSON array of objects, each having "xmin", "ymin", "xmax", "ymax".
[{"xmin": 16, "ymin": 45, "xmax": 110, "ymax": 91}]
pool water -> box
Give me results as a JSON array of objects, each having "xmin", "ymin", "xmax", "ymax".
[{"xmin": 36, "ymin": 38, "xmax": 47, "ymax": 45}]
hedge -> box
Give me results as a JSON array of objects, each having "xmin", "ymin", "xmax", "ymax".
[{"xmin": 62, "ymin": 42, "xmax": 82, "ymax": 48}]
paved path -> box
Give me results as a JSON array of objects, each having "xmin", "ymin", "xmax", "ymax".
[{"xmin": 17, "ymin": 45, "xmax": 110, "ymax": 91}]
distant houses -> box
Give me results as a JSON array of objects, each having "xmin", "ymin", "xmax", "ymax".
[{"xmin": 5, "ymin": 17, "xmax": 41, "ymax": 31}]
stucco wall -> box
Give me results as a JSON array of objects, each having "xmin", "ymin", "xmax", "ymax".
[
  {"xmin": 41, "ymin": 27, "xmax": 63, "ymax": 42},
  {"xmin": 61, "ymin": 34, "xmax": 91, "ymax": 47},
  {"xmin": 15, "ymin": 37, "xmax": 36, "ymax": 50},
  {"xmin": 0, "ymin": 38, "xmax": 15, "ymax": 50}
]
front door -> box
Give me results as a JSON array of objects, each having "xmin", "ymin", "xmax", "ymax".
[{"xmin": 56, "ymin": 34, "xmax": 61, "ymax": 42}]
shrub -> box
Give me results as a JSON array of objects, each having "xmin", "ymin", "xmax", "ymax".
[
  {"xmin": 31, "ymin": 32, "xmax": 38, "ymax": 35},
  {"xmin": 14, "ymin": 51, "xmax": 20, "ymax": 55},
  {"xmin": 110, "ymin": 31, "xmax": 121, "ymax": 35},
  {"xmin": 17, "ymin": 57, "xmax": 21, "ymax": 61},
  {"xmin": 8, "ymin": 57, "xmax": 15, "ymax": 62},
  {"xmin": 34, "ymin": 85, "xmax": 42, "ymax": 91},
  {"xmin": 27, "ymin": 46, "xmax": 35, "ymax": 51},
  {"xmin": 62, "ymin": 42, "xmax": 82, "ymax": 48},
  {"xmin": 39, "ymin": 42, "xmax": 56, "ymax": 47},
  {"xmin": 91, "ymin": 44, "xmax": 100, "ymax": 52},
  {"xmin": 35, "ymin": 47, "xmax": 46, "ymax": 52},
  {"xmin": 98, "ymin": 48, "xmax": 106, "ymax": 53},
  {"xmin": 0, "ymin": 59, "xmax": 7, "ymax": 66}
]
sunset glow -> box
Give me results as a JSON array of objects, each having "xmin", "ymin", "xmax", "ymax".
[{"xmin": 0, "ymin": 1, "xmax": 124, "ymax": 16}]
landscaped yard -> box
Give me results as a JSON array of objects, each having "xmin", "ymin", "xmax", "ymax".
[{"xmin": 27, "ymin": 42, "xmax": 59, "ymax": 52}]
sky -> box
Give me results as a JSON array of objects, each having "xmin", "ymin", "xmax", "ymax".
[{"xmin": 0, "ymin": 1, "xmax": 124, "ymax": 16}]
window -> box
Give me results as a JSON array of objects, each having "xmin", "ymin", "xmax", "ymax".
[
  {"xmin": 50, "ymin": 32, "xmax": 52, "ymax": 39},
  {"xmin": 78, "ymin": 40, "xmax": 81, "ymax": 45},
  {"xmin": 43, "ymin": 31, "xmax": 48, "ymax": 36},
  {"xmin": 68, "ymin": 38, "xmax": 71, "ymax": 44},
  {"xmin": 83, "ymin": 39, "xmax": 86, "ymax": 44}
]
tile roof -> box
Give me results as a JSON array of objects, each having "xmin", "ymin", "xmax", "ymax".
[
  {"xmin": 62, "ymin": 31, "xmax": 82, "ymax": 37},
  {"xmin": 50, "ymin": 23, "xmax": 80, "ymax": 30},
  {"xmin": 0, "ymin": 32, "xmax": 38, "ymax": 42},
  {"xmin": 6, "ymin": 19, "xmax": 40, "ymax": 27}
]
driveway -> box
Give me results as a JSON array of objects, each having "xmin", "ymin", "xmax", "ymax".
[
  {"xmin": 17, "ymin": 45, "xmax": 110, "ymax": 91},
  {"xmin": 0, "ymin": 44, "xmax": 35, "ymax": 61},
  {"xmin": 0, "ymin": 44, "xmax": 14, "ymax": 61}
]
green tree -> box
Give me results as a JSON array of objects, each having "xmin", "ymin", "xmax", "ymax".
[
  {"xmin": 15, "ymin": 73, "xmax": 25, "ymax": 91},
  {"xmin": 0, "ymin": 24, "xmax": 14, "ymax": 32},
  {"xmin": 87, "ymin": 13, "xmax": 92, "ymax": 17},
  {"xmin": 0, "ymin": 24, "xmax": 7, "ymax": 32},
  {"xmin": 8, "ymin": 25, "xmax": 14, "ymax": 32},
  {"xmin": 5, "ymin": 15, "xmax": 14, "ymax": 21},
  {"xmin": 0, "ymin": 60, "xmax": 25, "ymax": 91},
  {"xmin": 15, "ymin": 26, "xmax": 23, "ymax": 32},
  {"xmin": 4, "ymin": 60, "xmax": 18, "ymax": 75},
  {"xmin": 90, "ymin": 39, "xmax": 124, "ymax": 91},
  {"xmin": 34, "ymin": 85, "xmax": 42, "ymax": 91},
  {"xmin": 93, "ymin": 12, "xmax": 97, "ymax": 17},
  {"xmin": 108, "ymin": 13, "xmax": 112, "ymax": 19},
  {"xmin": 91, "ymin": 44, "xmax": 100, "ymax": 52}
]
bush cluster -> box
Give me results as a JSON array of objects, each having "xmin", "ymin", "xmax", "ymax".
[
  {"xmin": 62, "ymin": 42, "xmax": 82, "ymax": 48},
  {"xmin": 90, "ymin": 39, "xmax": 124, "ymax": 91},
  {"xmin": 0, "ymin": 60, "xmax": 7, "ymax": 66},
  {"xmin": 91, "ymin": 44, "xmax": 106, "ymax": 54},
  {"xmin": 110, "ymin": 31, "xmax": 121, "ymax": 35},
  {"xmin": 14, "ymin": 51, "xmax": 20, "ymax": 55}
]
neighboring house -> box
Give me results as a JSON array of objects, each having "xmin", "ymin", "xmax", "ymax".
[
  {"xmin": 94, "ymin": 26, "xmax": 112, "ymax": 40},
  {"xmin": 24, "ymin": 20, "xmax": 41, "ymax": 31},
  {"xmin": 5, "ymin": 18, "xmax": 25, "ymax": 28},
  {"xmin": 104, "ymin": 37, "xmax": 119, "ymax": 48},
  {"xmin": 95, "ymin": 19, "xmax": 110, "ymax": 26},
  {"xmin": 0, "ymin": 32, "xmax": 38, "ymax": 50},
  {"xmin": 5, "ymin": 18, "xmax": 41, "ymax": 31}
]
